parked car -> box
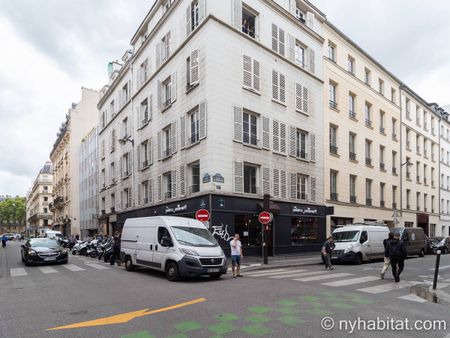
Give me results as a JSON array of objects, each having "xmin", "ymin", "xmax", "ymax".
[
  {"xmin": 330, "ymin": 224, "xmax": 390, "ymax": 264},
  {"xmin": 1, "ymin": 233, "xmax": 15, "ymax": 240},
  {"xmin": 390, "ymin": 227, "xmax": 427, "ymax": 257},
  {"xmin": 427, "ymin": 236, "xmax": 450, "ymax": 254},
  {"xmin": 121, "ymin": 216, "xmax": 227, "ymax": 281},
  {"xmin": 21, "ymin": 238, "xmax": 68, "ymax": 266}
]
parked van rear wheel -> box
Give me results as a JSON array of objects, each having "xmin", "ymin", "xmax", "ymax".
[
  {"xmin": 419, "ymin": 249, "xmax": 425, "ymax": 257},
  {"xmin": 166, "ymin": 262, "xmax": 179, "ymax": 281},
  {"xmin": 125, "ymin": 256, "xmax": 134, "ymax": 271}
]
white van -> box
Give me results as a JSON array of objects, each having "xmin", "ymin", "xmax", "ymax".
[
  {"xmin": 331, "ymin": 224, "xmax": 390, "ymax": 264},
  {"xmin": 45, "ymin": 230, "xmax": 62, "ymax": 239},
  {"xmin": 121, "ymin": 216, "xmax": 227, "ymax": 281}
]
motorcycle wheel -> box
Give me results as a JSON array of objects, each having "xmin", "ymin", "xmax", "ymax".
[{"xmin": 72, "ymin": 250, "xmax": 77, "ymax": 255}]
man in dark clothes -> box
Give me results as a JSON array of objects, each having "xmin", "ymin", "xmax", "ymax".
[
  {"xmin": 381, "ymin": 232, "xmax": 394, "ymax": 279},
  {"xmin": 322, "ymin": 236, "xmax": 335, "ymax": 271},
  {"xmin": 110, "ymin": 231, "xmax": 121, "ymax": 266},
  {"xmin": 387, "ymin": 233, "xmax": 407, "ymax": 282}
]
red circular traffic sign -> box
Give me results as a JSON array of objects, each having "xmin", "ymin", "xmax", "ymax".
[
  {"xmin": 258, "ymin": 211, "xmax": 272, "ymax": 225},
  {"xmin": 195, "ymin": 209, "xmax": 210, "ymax": 222}
]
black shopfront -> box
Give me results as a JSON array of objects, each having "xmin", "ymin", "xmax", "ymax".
[{"xmin": 117, "ymin": 194, "xmax": 333, "ymax": 256}]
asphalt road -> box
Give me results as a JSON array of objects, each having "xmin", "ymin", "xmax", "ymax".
[{"xmin": 1, "ymin": 241, "xmax": 450, "ymax": 338}]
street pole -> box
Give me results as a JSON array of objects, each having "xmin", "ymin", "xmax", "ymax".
[
  {"xmin": 433, "ymin": 250, "xmax": 441, "ymax": 290},
  {"xmin": 263, "ymin": 194, "xmax": 270, "ymax": 265}
]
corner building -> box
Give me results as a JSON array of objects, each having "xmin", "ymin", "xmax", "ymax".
[{"xmin": 98, "ymin": 0, "xmax": 330, "ymax": 254}]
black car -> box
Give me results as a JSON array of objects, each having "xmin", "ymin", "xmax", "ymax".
[
  {"xmin": 21, "ymin": 238, "xmax": 69, "ymax": 266},
  {"xmin": 427, "ymin": 236, "xmax": 450, "ymax": 254}
]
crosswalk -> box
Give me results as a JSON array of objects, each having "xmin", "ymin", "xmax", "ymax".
[{"xmin": 245, "ymin": 267, "xmax": 450, "ymax": 304}]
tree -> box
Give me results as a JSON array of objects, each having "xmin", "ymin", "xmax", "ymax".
[{"xmin": 0, "ymin": 197, "xmax": 26, "ymax": 225}]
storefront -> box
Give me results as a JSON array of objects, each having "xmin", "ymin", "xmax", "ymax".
[{"xmin": 117, "ymin": 194, "xmax": 333, "ymax": 256}]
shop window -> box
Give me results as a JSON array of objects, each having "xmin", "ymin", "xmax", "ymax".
[
  {"xmin": 234, "ymin": 214, "xmax": 261, "ymax": 247},
  {"xmin": 291, "ymin": 217, "xmax": 320, "ymax": 245}
]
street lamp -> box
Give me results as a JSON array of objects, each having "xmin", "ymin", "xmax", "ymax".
[{"xmin": 118, "ymin": 135, "xmax": 134, "ymax": 147}]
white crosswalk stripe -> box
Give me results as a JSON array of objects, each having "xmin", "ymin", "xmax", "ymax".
[
  {"xmin": 10, "ymin": 268, "xmax": 27, "ymax": 277},
  {"xmin": 245, "ymin": 268, "xmax": 294, "ymax": 277},
  {"xmin": 85, "ymin": 263, "xmax": 110, "ymax": 270},
  {"xmin": 397, "ymin": 294, "xmax": 427, "ymax": 303},
  {"xmin": 38, "ymin": 266, "xmax": 58, "ymax": 274},
  {"xmin": 270, "ymin": 271, "xmax": 327, "ymax": 279},
  {"xmin": 62, "ymin": 264, "xmax": 86, "ymax": 272},
  {"xmin": 294, "ymin": 272, "xmax": 353, "ymax": 282},
  {"xmin": 322, "ymin": 276, "xmax": 379, "ymax": 287},
  {"xmin": 247, "ymin": 269, "xmax": 306, "ymax": 278},
  {"xmin": 357, "ymin": 281, "xmax": 419, "ymax": 294},
  {"xmin": 429, "ymin": 265, "xmax": 450, "ymax": 270}
]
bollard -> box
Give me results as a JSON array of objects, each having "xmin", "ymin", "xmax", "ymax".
[{"xmin": 433, "ymin": 250, "xmax": 441, "ymax": 290}]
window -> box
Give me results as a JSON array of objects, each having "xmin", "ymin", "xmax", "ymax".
[
  {"xmin": 186, "ymin": 49, "xmax": 200, "ymax": 90},
  {"xmin": 121, "ymin": 153, "xmax": 131, "ymax": 177},
  {"xmin": 391, "ymin": 88, "xmax": 396, "ymax": 103},
  {"xmin": 140, "ymin": 98, "xmax": 150, "ymax": 127},
  {"xmin": 379, "ymin": 110, "xmax": 385, "ymax": 133},
  {"xmin": 121, "ymin": 117, "xmax": 129, "ymax": 138},
  {"xmin": 416, "ymin": 105, "xmax": 421, "ymax": 126},
  {"xmin": 101, "ymin": 197, "xmax": 105, "ymax": 212},
  {"xmin": 163, "ymin": 171, "xmax": 173, "ymax": 199},
  {"xmin": 138, "ymin": 139, "xmax": 152, "ymax": 169},
  {"xmin": 349, "ymin": 175, "xmax": 356, "ymax": 203},
  {"xmin": 295, "ymin": 83, "xmax": 309, "ymax": 113},
  {"xmin": 121, "ymin": 82, "xmax": 130, "ymax": 106},
  {"xmin": 242, "ymin": 55, "xmax": 260, "ymax": 92},
  {"xmin": 416, "ymin": 192, "xmax": 421, "ymax": 211},
  {"xmin": 110, "ymin": 100, "xmax": 115, "ymax": 117},
  {"xmin": 364, "ymin": 68, "xmax": 371, "ymax": 85},
  {"xmin": 416, "ymin": 134, "xmax": 421, "ymax": 154},
  {"xmin": 294, "ymin": 41, "xmax": 306, "ymax": 67},
  {"xmin": 272, "ymin": 70, "xmax": 286, "ymax": 104},
  {"xmin": 423, "ymin": 139, "xmax": 427, "ymax": 157},
  {"xmin": 296, "ymin": 129, "xmax": 308, "ymax": 160},
  {"xmin": 296, "ymin": 174, "xmax": 308, "ymax": 200},
  {"xmin": 392, "ymin": 186, "xmax": 397, "ymax": 208},
  {"xmin": 139, "ymin": 59, "xmax": 148, "ymax": 85},
  {"xmin": 348, "ymin": 93, "xmax": 356, "ymax": 118},
  {"xmin": 242, "ymin": 5, "xmax": 257, "ymax": 38},
  {"xmin": 392, "ymin": 151, "xmax": 397, "ymax": 174},
  {"xmin": 110, "ymin": 129, "xmax": 116, "ymax": 152},
  {"xmin": 329, "ymin": 125, "xmax": 338, "ymax": 155},
  {"xmin": 329, "ymin": 81, "xmax": 337, "ymax": 109},
  {"xmin": 161, "ymin": 75, "xmax": 174, "ymax": 109},
  {"xmin": 431, "ymin": 167, "xmax": 435, "ymax": 186},
  {"xmin": 405, "ymin": 98, "xmax": 411, "ymax": 119},
  {"xmin": 365, "ymin": 139, "xmax": 372, "ymax": 166},
  {"xmin": 349, "ymin": 132, "xmax": 356, "ymax": 161},
  {"xmin": 380, "ymin": 183, "xmax": 385, "ymax": 207},
  {"xmin": 243, "ymin": 111, "xmax": 258, "ymax": 146},
  {"xmin": 271, "ymin": 24, "xmax": 285, "ymax": 56},
  {"xmin": 161, "ymin": 125, "xmax": 173, "ymax": 158},
  {"xmin": 328, "ymin": 42, "xmax": 336, "ymax": 61},
  {"xmin": 364, "ymin": 102, "xmax": 372, "ymax": 127},
  {"xmin": 244, "ymin": 164, "xmax": 258, "ymax": 194},
  {"xmin": 157, "ymin": 32, "xmax": 171, "ymax": 67},
  {"xmin": 122, "ymin": 188, "xmax": 130, "ymax": 209},
  {"xmin": 406, "ymin": 129, "xmax": 411, "ymax": 150},
  {"xmin": 188, "ymin": 161, "xmax": 200, "ymax": 194},
  {"xmin": 406, "ymin": 189, "xmax": 411, "ymax": 208},
  {"xmin": 347, "ymin": 55, "xmax": 354, "ymax": 74},
  {"xmin": 162, "ymin": 0, "xmax": 174, "ymax": 13},
  {"xmin": 101, "ymin": 110, "xmax": 107, "ymax": 128},
  {"xmin": 330, "ymin": 170, "xmax": 338, "ymax": 200},
  {"xmin": 366, "ymin": 179, "xmax": 372, "ymax": 206},
  {"xmin": 416, "ymin": 161, "xmax": 420, "ymax": 182},
  {"xmin": 141, "ymin": 180, "xmax": 150, "ymax": 204},
  {"xmin": 110, "ymin": 162, "xmax": 116, "ymax": 183},
  {"xmin": 392, "ymin": 118, "xmax": 397, "ymax": 140},
  {"xmin": 379, "ymin": 146, "xmax": 385, "ymax": 170},
  {"xmin": 101, "ymin": 168, "xmax": 106, "ymax": 187},
  {"xmin": 431, "ymin": 117, "xmax": 435, "ymax": 135},
  {"xmin": 424, "ymin": 164, "xmax": 427, "ymax": 185},
  {"xmin": 378, "ymin": 78, "xmax": 384, "ymax": 95},
  {"xmin": 43, "ymin": 197, "xmax": 48, "ymax": 202},
  {"xmin": 101, "ymin": 139, "xmax": 106, "ymax": 159}
]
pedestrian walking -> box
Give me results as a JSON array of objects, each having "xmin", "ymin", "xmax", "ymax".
[
  {"xmin": 75, "ymin": 234, "xmax": 80, "ymax": 241},
  {"xmin": 1, "ymin": 234, "xmax": 7, "ymax": 247},
  {"xmin": 380, "ymin": 232, "xmax": 394, "ymax": 279},
  {"xmin": 387, "ymin": 233, "xmax": 407, "ymax": 283},
  {"xmin": 110, "ymin": 231, "xmax": 121, "ymax": 266},
  {"xmin": 322, "ymin": 236, "xmax": 335, "ymax": 271},
  {"xmin": 230, "ymin": 234, "xmax": 243, "ymax": 278}
]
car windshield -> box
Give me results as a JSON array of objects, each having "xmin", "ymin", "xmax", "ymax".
[
  {"xmin": 430, "ymin": 237, "xmax": 444, "ymax": 243},
  {"xmin": 333, "ymin": 230, "xmax": 360, "ymax": 242},
  {"xmin": 30, "ymin": 239, "xmax": 59, "ymax": 249},
  {"xmin": 171, "ymin": 227, "xmax": 218, "ymax": 247}
]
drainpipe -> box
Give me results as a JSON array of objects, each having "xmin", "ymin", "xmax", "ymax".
[{"xmin": 399, "ymin": 84, "xmax": 404, "ymax": 222}]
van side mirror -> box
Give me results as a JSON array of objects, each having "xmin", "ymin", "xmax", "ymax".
[{"xmin": 161, "ymin": 236, "xmax": 172, "ymax": 247}]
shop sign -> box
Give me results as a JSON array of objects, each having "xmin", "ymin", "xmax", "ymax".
[
  {"xmin": 292, "ymin": 206, "xmax": 318, "ymax": 215},
  {"xmin": 165, "ymin": 204, "xmax": 188, "ymax": 214}
]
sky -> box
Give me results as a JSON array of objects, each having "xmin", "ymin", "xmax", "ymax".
[{"xmin": 0, "ymin": 0, "xmax": 449, "ymax": 197}]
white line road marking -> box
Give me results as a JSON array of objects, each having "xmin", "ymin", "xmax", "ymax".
[
  {"xmin": 38, "ymin": 266, "xmax": 58, "ymax": 274},
  {"xmin": 322, "ymin": 276, "xmax": 379, "ymax": 287},
  {"xmin": 274, "ymin": 271, "xmax": 330, "ymax": 280},
  {"xmin": 249, "ymin": 269, "xmax": 308, "ymax": 278},
  {"xmin": 294, "ymin": 272, "xmax": 353, "ymax": 282},
  {"xmin": 430, "ymin": 265, "xmax": 450, "ymax": 270},
  {"xmin": 357, "ymin": 281, "xmax": 419, "ymax": 294},
  {"xmin": 398, "ymin": 294, "xmax": 427, "ymax": 303},
  {"xmin": 421, "ymin": 282, "xmax": 450, "ymax": 290},
  {"xmin": 10, "ymin": 268, "xmax": 27, "ymax": 277},
  {"xmin": 86, "ymin": 263, "xmax": 110, "ymax": 270},
  {"xmin": 62, "ymin": 264, "xmax": 86, "ymax": 272},
  {"xmin": 245, "ymin": 268, "xmax": 295, "ymax": 277}
]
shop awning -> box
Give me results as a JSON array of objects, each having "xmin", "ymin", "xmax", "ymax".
[{"xmin": 257, "ymin": 201, "xmax": 280, "ymax": 214}]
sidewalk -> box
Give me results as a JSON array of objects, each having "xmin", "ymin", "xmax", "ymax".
[{"xmin": 235, "ymin": 252, "xmax": 322, "ymax": 272}]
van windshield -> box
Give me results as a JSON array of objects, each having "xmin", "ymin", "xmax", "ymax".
[
  {"xmin": 333, "ymin": 231, "xmax": 360, "ymax": 242},
  {"xmin": 171, "ymin": 227, "xmax": 218, "ymax": 247}
]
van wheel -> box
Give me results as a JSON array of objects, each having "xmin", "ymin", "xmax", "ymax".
[
  {"xmin": 210, "ymin": 273, "xmax": 222, "ymax": 280},
  {"xmin": 354, "ymin": 253, "xmax": 363, "ymax": 265},
  {"xmin": 419, "ymin": 249, "xmax": 425, "ymax": 257},
  {"xmin": 166, "ymin": 262, "xmax": 179, "ymax": 282},
  {"xmin": 125, "ymin": 256, "xmax": 134, "ymax": 271}
]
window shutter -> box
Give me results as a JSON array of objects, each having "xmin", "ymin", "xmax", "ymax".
[
  {"xmin": 262, "ymin": 167, "xmax": 270, "ymax": 195},
  {"xmin": 137, "ymin": 183, "xmax": 141, "ymax": 206},
  {"xmin": 290, "ymin": 173, "xmax": 297, "ymax": 199},
  {"xmin": 186, "ymin": 3, "xmax": 192, "ymax": 36},
  {"xmin": 148, "ymin": 138, "xmax": 153, "ymax": 165},
  {"xmin": 165, "ymin": 32, "xmax": 171, "ymax": 59},
  {"xmin": 280, "ymin": 123, "xmax": 287, "ymax": 154},
  {"xmin": 310, "ymin": 133, "xmax": 316, "ymax": 162},
  {"xmin": 127, "ymin": 152, "xmax": 132, "ymax": 175},
  {"xmin": 289, "ymin": 0, "xmax": 296, "ymax": 13},
  {"xmin": 272, "ymin": 70, "xmax": 279, "ymax": 101},
  {"xmin": 280, "ymin": 170, "xmax": 287, "ymax": 198},
  {"xmin": 278, "ymin": 28, "xmax": 285, "ymax": 56},
  {"xmin": 273, "ymin": 169, "xmax": 280, "ymax": 197},
  {"xmin": 171, "ymin": 170, "xmax": 177, "ymax": 198},
  {"xmin": 157, "ymin": 175, "xmax": 162, "ymax": 201},
  {"xmin": 309, "ymin": 49, "xmax": 315, "ymax": 74},
  {"xmin": 279, "ymin": 73, "xmax": 286, "ymax": 103},
  {"xmin": 157, "ymin": 80, "xmax": 162, "ymax": 111},
  {"xmin": 156, "ymin": 42, "xmax": 161, "ymax": 68},
  {"xmin": 306, "ymin": 11, "xmax": 314, "ymax": 29},
  {"xmin": 190, "ymin": 49, "xmax": 200, "ymax": 86},
  {"xmin": 171, "ymin": 72, "xmax": 177, "ymax": 103},
  {"xmin": 149, "ymin": 179, "xmax": 153, "ymax": 203},
  {"xmin": 171, "ymin": 121, "xmax": 177, "ymax": 154},
  {"xmin": 232, "ymin": 0, "xmax": 242, "ymax": 30},
  {"xmin": 137, "ymin": 145, "xmax": 141, "ymax": 170},
  {"xmin": 199, "ymin": 101, "xmax": 207, "ymax": 140},
  {"xmin": 253, "ymin": 59, "xmax": 260, "ymax": 92},
  {"xmin": 310, "ymin": 176, "xmax": 316, "ymax": 201},
  {"xmin": 157, "ymin": 131, "xmax": 162, "ymax": 160},
  {"xmin": 180, "ymin": 115, "xmax": 186, "ymax": 149},
  {"xmin": 303, "ymin": 86, "xmax": 309, "ymax": 113},
  {"xmin": 262, "ymin": 116, "xmax": 270, "ymax": 150},
  {"xmin": 273, "ymin": 120, "xmax": 280, "ymax": 152},
  {"xmin": 288, "ymin": 34, "xmax": 295, "ymax": 62},
  {"xmin": 295, "ymin": 83, "xmax": 303, "ymax": 112},
  {"xmin": 180, "ymin": 165, "xmax": 186, "ymax": 196},
  {"xmin": 233, "ymin": 106, "xmax": 243, "ymax": 142},
  {"xmin": 289, "ymin": 126, "xmax": 296, "ymax": 157},
  {"xmin": 128, "ymin": 187, "xmax": 132, "ymax": 208},
  {"xmin": 243, "ymin": 55, "xmax": 252, "ymax": 88},
  {"xmin": 119, "ymin": 157, "xmax": 123, "ymax": 178},
  {"xmin": 271, "ymin": 24, "xmax": 278, "ymax": 53},
  {"xmin": 234, "ymin": 161, "xmax": 244, "ymax": 193},
  {"xmin": 148, "ymin": 95, "xmax": 153, "ymax": 121},
  {"xmin": 198, "ymin": 0, "xmax": 206, "ymax": 24}
]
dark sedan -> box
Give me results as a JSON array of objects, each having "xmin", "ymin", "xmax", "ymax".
[
  {"xmin": 427, "ymin": 236, "xmax": 450, "ymax": 255},
  {"xmin": 21, "ymin": 238, "xmax": 69, "ymax": 266}
]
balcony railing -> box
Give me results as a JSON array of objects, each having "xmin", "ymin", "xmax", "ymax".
[
  {"xmin": 187, "ymin": 134, "xmax": 200, "ymax": 146},
  {"xmin": 392, "ymin": 167, "xmax": 397, "ymax": 175},
  {"xmin": 365, "ymin": 119, "xmax": 372, "ymax": 128},
  {"xmin": 329, "ymin": 100, "xmax": 338, "ymax": 109},
  {"xmin": 162, "ymin": 98, "xmax": 172, "ymax": 110},
  {"xmin": 350, "ymin": 195, "xmax": 357, "ymax": 204},
  {"xmin": 392, "ymin": 133, "xmax": 398, "ymax": 141},
  {"xmin": 407, "ymin": 204, "xmax": 411, "ymax": 209},
  {"xmin": 424, "ymin": 178, "xmax": 427, "ymax": 185},
  {"xmin": 380, "ymin": 200, "xmax": 385, "ymax": 208},
  {"xmin": 366, "ymin": 198, "xmax": 372, "ymax": 206},
  {"xmin": 417, "ymin": 176, "xmax": 420, "ymax": 182},
  {"xmin": 163, "ymin": 148, "xmax": 172, "ymax": 158},
  {"xmin": 379, "ymin": 163, "xmax": 385, "ymax": 171},
  {"xmin": 349, "ymin": 110, "xmax": 356, "ymax": 119},
  {"xmin": 143, "ymin": 197, "xmax": 149, "ymax": 204},
  {"xmin": 392, "ymin": 202, "xmax": 397, "ymax": 209},
  {"xmin": 189, "ymin": 185, "xmax": 200, "ymax": 194},
  {"xmin": 406, "ymin": 172, "xmax": 411, "ymax": 180},
  {"xmin": 330, "ymin": 193, "xmax": 338, "ymax": 201},
  {"xmin": 365, "ymin": 158, "xmax": 372, "ymax": 166},
  {"xmin": 111, "ymin": 207, "xmax": 115, "ymax": 214},
  {"xmin": 349, "ymin": 152, "xmax": 356, "ymax": 161},
  {"xmin": 330, "ymin": 145, "xmax": 338, "ymax": 155},
  {"xmin": 164, "ymin": 192, "xmax": 173, "ymax": 200},
  {"xmin": 379, "ymin": 127, "xmax": 385, "ymax": 134},
  {"xmin": 244, "ymin": 186, "xmax": 260, "ymax": 195}
]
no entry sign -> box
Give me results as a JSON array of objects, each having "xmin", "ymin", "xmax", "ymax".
[
  {"xmin": 195, "ymin": 209, "xmax": 210, "ymax": 222},
  {"xmin": 258, "ymin": 211, "xmax": 272, "ymax": 225}
]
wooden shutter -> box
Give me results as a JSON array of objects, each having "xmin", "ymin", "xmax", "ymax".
[
  {"xmin": 262, "ymin": 167, "xmax": 270, "ymax": 195},
  {"xmin": 180, "ymin": 115, "xmax": 186, "ymax": 149},
  {"xmin": 148, "ymin": 138, "xmax": 153, "ymax": 165},
  {"xmin": 278, "ymin": 28, "xmax": 285, "ymax": 56},
  {"xmin": 309, "ymin": 49, "xmax": 315, "ymax": 74},
  {"xmin": 170, "ymin": 71, "xmax": 177, "ymax": 103},
  {"xmin": 306, "ymin": 11, "xmax": 314, "ymax": 29},
  {"xmin": 171, "ymin": 170, "xmax": 177, "ymax": 198},
  {"xmin": 280, "ymin": 123, "xmax": 287, "ymax": 154},
  {"xmin": 289, "ymin": 126, "xmax": 296, "ymax": 157},
  {"xmin": 198, "ymin": 0, "xmax": 206, "ymax": 23},
  {"xmin": 296, "ymin": 83, "xmax": 303, "ymax": 112},
  {"xmin": 199, "ymin": 101, "xmax": 207, "ymax": 140},
  {"xmin": 171, "ymin": 121, "xmax": 177, "ymax": 154},
  {"xmin": 273, "ymin": 169, "xmax": 280, "ymax": 197},
  {"xmin": 271, "ymin": 24, "xmax": 278, "ymax": 53},
  {"xmin": 262, "ymin": 116, "xmax": 270, "ymax": 150},
  {"xmin": 149, "ymin": 179, "xmax": 153, "ymax": 203},
  {"xmin": 310, "ymin": 176, "xmax": 316, "ymax": 201},
  {"xmin": 156, "ymin": 42, "xmax": 161, "ymax": 68},
  {"xmin": 157, "ymin": 175, "xmax": 162, "ymax": 201},
  {"xmin": 243, "ymin": 55, "xmax": 252, "ymax": 88},
  {"xmin": 190, "ymin": 49, "xmax": 200, "ymax": 86},
  {"xmin": 233, "ymin": 106, "xmax": 243, "ymax": 142},
  {"xmin": 136, "ymin": 145, "xmax": 141, "ymax": 170},
  {"xmin": 127, "ymin": 152, "xmax": 132, "ymax": 175},
  {"xmin": 137, "ymin": 182, "xmax": 141, "ymax": 206},
  {"xmin": 232, "ymin": 0, "xmax": 242, "ymax": 30},
  {"xmin": 148, "ymin": 95, "xmax": 153, "ymax": 121},
  {"xmin": 253, "ymin": 59, "xmax": 260, "ymax": 92},
  {"xmin": 157, "ymin": 80, "xmax": 162, "ymax": 111},
  {"xmin": 180, "ymin": 165, "xmax": 186, "ymax": 196},
  {"xmin": 234, "ymin": 161, "xmax": 244, "ymax": 193},
  {"xmin": 157, "ymin": 131, "xmax": 162, "ymax": 160},
  {"xmin": 280, "ymin": 170, "xmax": 287, "ymax": 198},
  {"xmin": 303, "ymin": 87, "xmax": 309, "ymax": 114},
  {"xmin": 273, "ymin": 120, "xmax": 280, "ymax": 152},
  {"xmin": 272, "ymin": 70, "xmax": 279, "ymax": 101},
  {"xmin": 279, "ymin": 73, "xmax": 286, "ymax": 103},
  {"xmin": 186, "ymin": 3, "xmax": 192, "ymax": 36},
  {"xmin": 290, "ymin": 173, "xmax": 297, "ymax": 199},
  {"xmin": 310, "ymin": 133, "xmax": 316, "ymax": 162},
  {"xmin": 128, "ymin": 187, "xmax": 132, "ymax": 208},
  {"xmin": 288, "ymin": 34, "xmax": 295, "ymax": 62}
]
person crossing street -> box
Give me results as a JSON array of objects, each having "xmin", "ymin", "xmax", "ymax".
[
  {"xmin": 381, "ymin": 232, "xmax": 394, "ymax": 279},
  {"xmin": 387, "ymin": 233, "xmax": 407, "ymax": 282}
]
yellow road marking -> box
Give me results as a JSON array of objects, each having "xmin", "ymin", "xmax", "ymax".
[{"xmin": 47, "ymin": 298, "xmax": 206, "ymax": 331}]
